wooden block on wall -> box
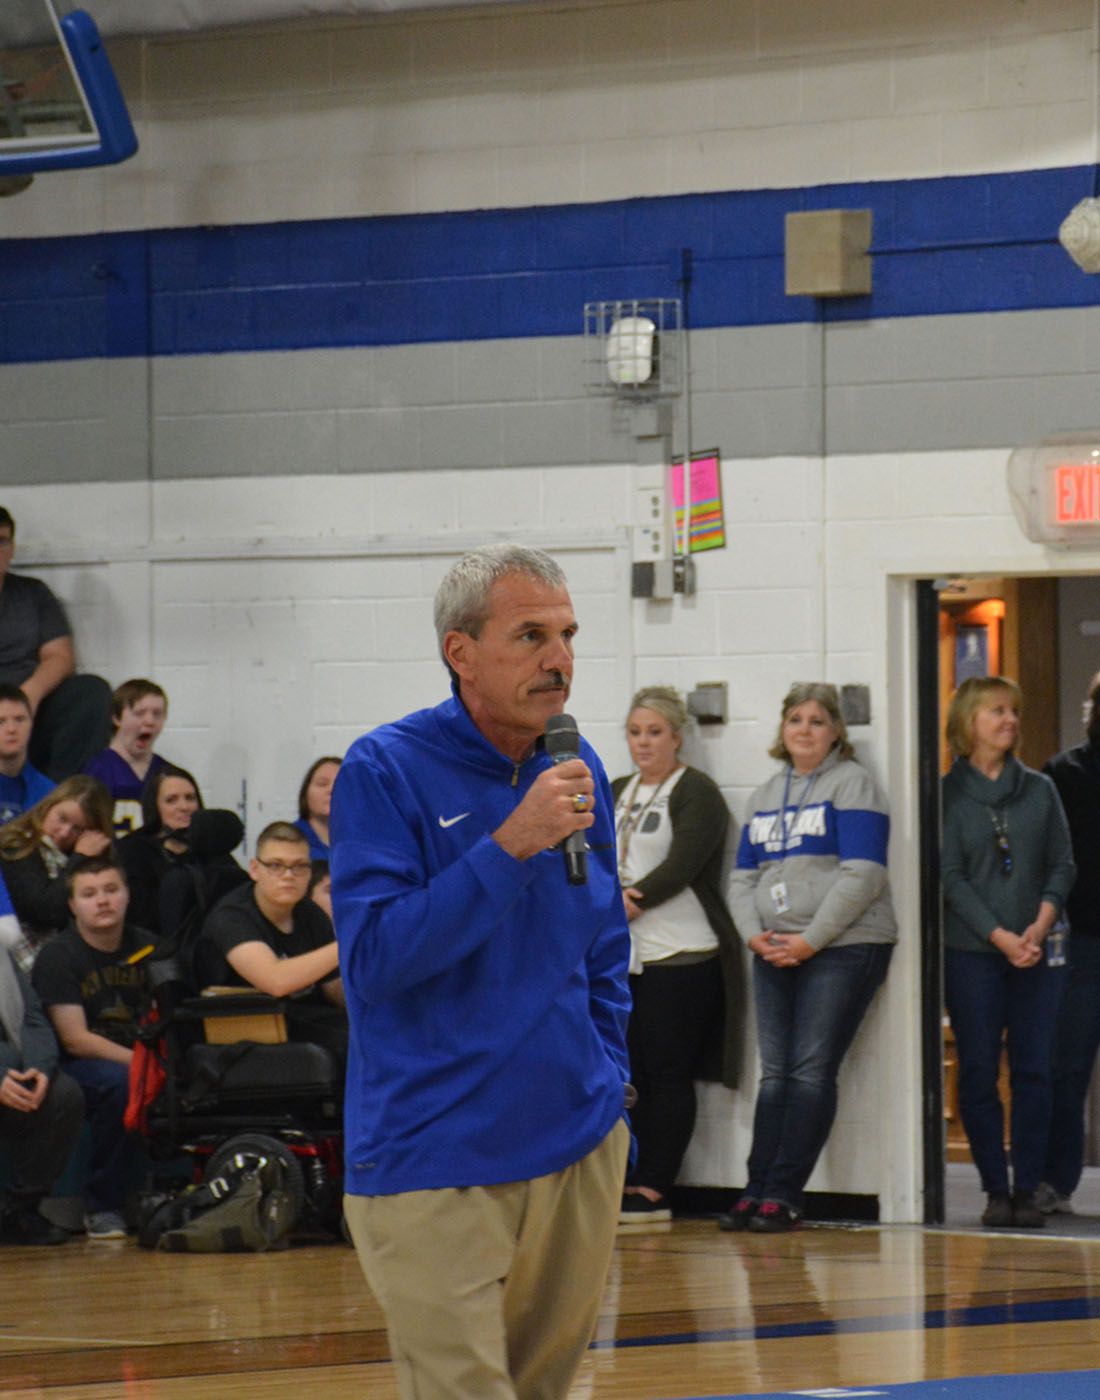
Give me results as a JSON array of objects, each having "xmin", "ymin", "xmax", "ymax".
[{"xmin": 785, "ymin": 209, "xmax": 873, "ymax": 297}]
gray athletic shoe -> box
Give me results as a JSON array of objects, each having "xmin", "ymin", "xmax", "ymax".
[
  {"xmin": 1034, "ymin": 1181, "xmax": 1074, "ymax": 1215},
  {"xmin": 84, "ymin": 1210, "xmax": 127, "ymax": 1240}
]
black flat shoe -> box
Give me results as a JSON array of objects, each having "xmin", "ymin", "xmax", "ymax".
[
  {"xmin": 717, "ymin": 1197, "xmax": 759, "ymax": 1232},
  {"xmin": 981, "ymin": 1192, "xmax": 1013, "ymax": 1227},
  {"xmin": 0, "ymin": 1207, "xmax": 69, "ymax": 1246},
  {"xmin": 747, "ymin": 1200, "xmax": 802, "ymax": 1233},
  {"xmin": 1011, "ymin": 1191, "xmax": 1046, "ymax": 1229}
]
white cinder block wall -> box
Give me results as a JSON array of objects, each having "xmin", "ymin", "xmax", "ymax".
[{"xmin": 5, "ymin": 0, "xmax": 1100, "ymax": 1219}]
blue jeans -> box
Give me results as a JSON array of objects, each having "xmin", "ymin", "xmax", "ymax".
[
  {"xmin": 64, "ymin": 1057, "xmax": 139, "ymax": 1214},
  {"xmin": 944, "ymin": 947, "xmax": 1066, "ymax": 1197},
  {"xmin": 745, "ymin": 942, "xmax": 892, "ymax": 1211},
  {"xmin": 1043, "ymin": 933, "xmax": 1100, "ymax": 1197}
]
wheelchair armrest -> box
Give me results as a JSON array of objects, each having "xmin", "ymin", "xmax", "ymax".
[
  {"xmin": 189, "ymin": 987, "xmax": 290, "ymax": 1016},
  {"xmin": 179, "ymin": 988, "xmax": 291, "ymax": 1047}
]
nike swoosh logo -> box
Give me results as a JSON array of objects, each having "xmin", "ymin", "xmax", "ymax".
[{"xmin": 438, "ymin": 812, "xmax": 470, "ymax": 828}]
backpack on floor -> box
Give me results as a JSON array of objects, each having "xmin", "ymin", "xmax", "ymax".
[{"xmin": 137, "ymin": 1153, "xmax": 295, "ymax": 1253}]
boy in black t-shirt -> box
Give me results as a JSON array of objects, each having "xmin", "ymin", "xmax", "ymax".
[
  {"xmin": 32, "ymin": 855, "xmax": 156, "ymax": 1240},
  {"xmin": 198, "ymin": 821, "xmax": 346, "ymax": 1066}
]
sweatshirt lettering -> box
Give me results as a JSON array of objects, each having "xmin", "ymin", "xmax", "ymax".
[{"xmin": 749, "ymin": 804, "xmax": 827, "ymax": 852}]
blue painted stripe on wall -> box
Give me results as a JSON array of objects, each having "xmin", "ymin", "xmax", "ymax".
[{"xmin": 1, "ymin": 165, "xmax": 1098, "ymax": 363}]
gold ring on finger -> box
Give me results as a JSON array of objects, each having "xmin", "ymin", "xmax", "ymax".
[{"xmin": 572, "ymin": 793, "xmax": 588, "ymax": 812}]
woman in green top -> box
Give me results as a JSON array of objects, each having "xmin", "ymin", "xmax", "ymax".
[
  {"xmin": 612, "ymin": 686, "xmax": 741, "ymax": 1223},
  {"xmin": 942, "ymin": 676, "xmax": 1075, "ymax": 1229}
]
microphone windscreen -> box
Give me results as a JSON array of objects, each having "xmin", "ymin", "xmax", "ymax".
[{"xmin": 544, "ymin": 712, "xmax": 580, "ymax": 762}]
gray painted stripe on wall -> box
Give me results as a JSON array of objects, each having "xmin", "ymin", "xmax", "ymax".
[{"xmin": 3, "ymin": 308, "xmax": 1100, "ymax": 484}]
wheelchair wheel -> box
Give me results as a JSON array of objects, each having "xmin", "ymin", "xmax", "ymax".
[{"xmin": 203, "ymin": 1132, "xmax": 307, "ymax": 1226}]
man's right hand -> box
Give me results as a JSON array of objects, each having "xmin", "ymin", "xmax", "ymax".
[
  {"xmin": 0, "ymin": 1067, "xmax": 47, "ymax": 1113},
  {"xmin": 492, "ymin": 758, "xmax": 596, "ymax": 862}
]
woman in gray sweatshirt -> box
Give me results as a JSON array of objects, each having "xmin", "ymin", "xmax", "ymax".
[{"xmin": 722, "ymin": 683, "xmax": 896, "ymax": 1234}]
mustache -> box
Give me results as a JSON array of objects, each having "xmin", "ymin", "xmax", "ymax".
[{"xmin": 531, "ymin": 672, "xmax": 569, "ymax": 693}]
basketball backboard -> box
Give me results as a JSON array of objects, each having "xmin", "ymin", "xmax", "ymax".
[{"xmin": 0, "ymin": 0, "xmax": 136, "ymax": 176}]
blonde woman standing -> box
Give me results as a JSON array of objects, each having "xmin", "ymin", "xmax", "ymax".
[
  {"xmin": 942, "ymin": 676, "xmax": 1075, "ymax": 1228},
  {"xmin": 612, "ymin": 686, "xmax": 740, "ymax": 1223}
]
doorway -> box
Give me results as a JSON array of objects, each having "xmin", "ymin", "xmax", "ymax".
[{"xmin": 919, "ymin": 571, "xmax": 1100, "ymax": 1224}]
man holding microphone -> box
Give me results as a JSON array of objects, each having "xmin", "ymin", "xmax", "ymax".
[{"xmin": 331, "ymin": 543, "xmax": 631, "ymax": 1400}]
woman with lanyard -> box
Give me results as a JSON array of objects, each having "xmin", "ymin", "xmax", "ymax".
[
  {"xmin": 612, "ymin": 686, "xmax": 741, "ymax": 1224},
  {"xmin": 941, "ymin": 676, "xmax": 1074, "ymax": 1228},
  {"xmin": 721, "ymin": 682, "xmax": 896, "ymax": 1234}
]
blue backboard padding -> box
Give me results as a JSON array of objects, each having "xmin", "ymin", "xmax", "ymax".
[
  {"xmin": 1, "ymin": 165, "xmax": 1099, "ymax": 363},
  {"xmin": 0, "ymin": 10, "xmax": 137, "ymax": 175}
]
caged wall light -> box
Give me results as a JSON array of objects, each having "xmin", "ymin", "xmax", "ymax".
[{"xmin": 583, "ymin": 298, "xmax": 683, "ymax": 399}]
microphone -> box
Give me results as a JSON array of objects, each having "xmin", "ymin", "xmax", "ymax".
[{"xmin": 544, "ymin": 712, "xmax": 588, "ymax": 886}]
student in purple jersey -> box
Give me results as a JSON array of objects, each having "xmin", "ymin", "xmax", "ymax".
[
  {"xmin": 0, "ymin": 685, "xmax": 54, "ymax": 826},
  {"xmin": 721, "ymin": 683, "xmax": 896, "ymax": 1235},
  {"xmin": 83, "ymin": 680, "xmax": 172, "ymax": 838}
]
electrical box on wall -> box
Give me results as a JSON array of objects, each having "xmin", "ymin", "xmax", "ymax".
[
  {"xmin": 784, "ymin": 209, "xmax": 873, "ymax": 297},
  {"xmin": 633, "ymin": 483, "xmax": 668, "ymax": 562},
  {"xmin": 687, "ymin": 681, "xmax": 728, "ymax": 725},
  {"xmin": 631, "ymin": 560, "xmax": 675, "ymax": 600}
]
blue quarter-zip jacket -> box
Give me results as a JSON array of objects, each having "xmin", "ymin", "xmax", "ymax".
[{"xmin": 330, "ymin": 690, "xmax": 631, "ymax": 1197}]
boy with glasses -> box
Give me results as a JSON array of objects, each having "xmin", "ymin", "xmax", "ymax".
[{"xmin": 197, "ymin": 821, "xmax": 345, "ymax": 1064}]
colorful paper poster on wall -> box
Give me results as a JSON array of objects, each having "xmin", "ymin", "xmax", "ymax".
[{"xmin": 671, "ymin": 450, "xmax": 725, "ymax": 553}]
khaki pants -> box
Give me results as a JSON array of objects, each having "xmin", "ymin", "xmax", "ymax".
[{"xmin": 345, "ymin": 1119, "xmax": 629, "ymax": 1400}]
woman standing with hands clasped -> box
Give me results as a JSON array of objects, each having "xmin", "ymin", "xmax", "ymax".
[
  {"xmin": 941, "ymin": 676, "xmax": 1075, "ymax": 1229},
  {"xmin": 612, "ymin": 687, "xmax": 741, "ymax": 1223},
  {"xmin": 722, "ymin": 683, "xmax": 896, "ymax": 1234}
]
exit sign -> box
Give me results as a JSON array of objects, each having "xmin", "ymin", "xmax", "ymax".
[
  {"xmin": 1008, "ymin": 436, "xmax": 1100, "ymax": 546},
  {"xmin": 1054, "ymin": 461, "xmax": 1100, "ymax": 524}
]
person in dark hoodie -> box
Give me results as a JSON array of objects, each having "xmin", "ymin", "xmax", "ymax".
[
  {"xmin": 942, "ymin": 675, "xmax": 1075, "ymax": 1230},
  {"xmin": 1036, "ymin": 670, "xmax": 1100, "ymax": 1215}
]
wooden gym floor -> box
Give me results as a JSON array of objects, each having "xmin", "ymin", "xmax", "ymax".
[{"xmin": 4, "ymin": 1208, "xmax": 1100, "ymax": 1400}]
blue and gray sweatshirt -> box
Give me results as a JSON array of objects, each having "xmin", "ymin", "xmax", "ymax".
[{"xmin": 728, "ymin": 749, "xmax": 897, "ymax": 950}]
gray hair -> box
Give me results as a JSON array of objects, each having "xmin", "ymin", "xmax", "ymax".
[
  {"xmin": 626, "ymin": 685, "xmax": 689, "ymax": 734},
  {"xmin": 768, "ymin": 681, "xmax": 855, "ymax": 763},
  {"xmin": 434, "ymin": 543, "xmax": 567, "ymax": 661}
]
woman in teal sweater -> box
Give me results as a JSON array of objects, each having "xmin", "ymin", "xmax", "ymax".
[{"xmin": 942, "ymin": 676, "xmax": 1075, "ymax": 1229}]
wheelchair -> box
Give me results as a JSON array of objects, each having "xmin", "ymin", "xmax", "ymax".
[{"xmin": 130, "ymin": 812, "xmax": 345, "ymax": 1236}]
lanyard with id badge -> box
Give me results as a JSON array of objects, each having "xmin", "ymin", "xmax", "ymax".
[{"xmin": 769, "ymin": 766, "xmax": 819, "ymax": 918}]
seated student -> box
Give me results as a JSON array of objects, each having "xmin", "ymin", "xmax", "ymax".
[
  {"xmin": 197, "ymin": 821, "xmax": 346, "ymax": 1067},
  {"xmin": 308, "ymin": 860, "xmax": 331, "ymax": 921},
  {"xmin": 293, "ymin": 756, "xmax": 341, "ymax": 860},
  {"xmin": 0, "ymin": 932, "xmax": 84, "ymax": 1246},
  {"xmin": 0, "ymin": 684, "xmax": 54, "ymax": 825},
  {"xmin": 118, "ymin": 765, "xmax": 244, "ymax": 936},
  {"xmin": 84, "ymin": 680, "xmax": 172, "ymax": 838},
  {"xmin": 0, "ymin": 507, "xmax": 112, "ymax": 782},
  {"xmin": 31, "ymin": 855, "xmax": 158, "ymax": 1240},
  {"xmin": 0, "ymin": 776, "xmax": 114, "ymax": 971}
]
